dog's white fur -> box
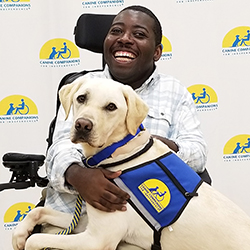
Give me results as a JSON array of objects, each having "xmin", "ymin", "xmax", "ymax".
[{"xmin": 12, "ymin": 78, "xmax": 250, "ymax": 250}]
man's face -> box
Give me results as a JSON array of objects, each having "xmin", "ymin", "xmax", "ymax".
[{"xmin": 103, "ymin": 9, "xmax": 162, "ymax": 88}]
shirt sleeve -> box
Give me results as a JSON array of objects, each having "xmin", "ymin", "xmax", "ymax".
[
  {"xmin": 140, "ymin": 74, "xmax": 207, "ymax": 173},
  {"xmin": 45, "ymin": 105, "xmax": 85, "ymax": 194},
  {"xmin": 171, "ymin": 91, "xmax": 207, "ymax": 173}
]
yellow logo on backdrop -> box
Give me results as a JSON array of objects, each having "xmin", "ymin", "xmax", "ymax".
[
  {"xmin": 223, "ymin": 134, "xmax": 250, "ymax": 162},
  {"xmin": 161, "ymin": 35, "xmax": 172, "ymax": 60},
  {"xmin": 0, "ymin": 95, "xmax": 38, "ymax": 123},
  {"xmin": 222, "ymin": 26, "xmax": 250, "ymax": 55},
  {"xmin": 4, "ymin": 202, "xmax": 35, "ymax": 230},
  {"xmin": 138, "ymin": 179, "xmax": 171, "ymax": 213},
  {"xmin": 39, "ymin": 38, "xmax": 80, "ymax": 67},
  {"xmin": 0, "ymin": 0, "xmax": 31, "ymax": 11},
  {"xmin": 187, "ymin": 84, "xmax": 218, "ymax": 111}
]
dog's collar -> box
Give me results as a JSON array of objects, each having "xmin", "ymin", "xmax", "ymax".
[
  {"xmin": 98, "ymin": 136, "xmax": 154, "ymax": 169},
  {"xmin": 83, "ymin": 124, "xmax": 144, "ymax": 168},
  {"xmin": 111, "ymin": 129, "xmax": 150, "ymax": 158}
]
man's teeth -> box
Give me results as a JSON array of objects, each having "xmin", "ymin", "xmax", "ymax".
[
  {"xmin": 116, "ymin": 57, "xmax": 132, "ymax": 62},
  {"xmin": 115, "ymin": 52, "xmax": 135, "ymax": 59}
]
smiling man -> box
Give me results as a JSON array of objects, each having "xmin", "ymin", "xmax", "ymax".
[
  {"xmin": 44, "ymin": 5, "xmax": 211, "ymax": 250},
  {"xmin": 103, "ymin": 7, "xmax": 162, "ymax": 90}
]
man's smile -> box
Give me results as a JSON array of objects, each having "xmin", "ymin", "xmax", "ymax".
[{"xmin": 114, "ymin": 51, "xmax": 136, "ymax": 62}]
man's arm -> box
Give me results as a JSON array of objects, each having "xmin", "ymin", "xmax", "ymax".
[
  {"xmin": 46, "ymin": 105, "xmax": 129, "ymax": 212},
  {"xmin": 168, "ymin": 91, "xmax": 207, "ymax": 173},
  {"xmin": 65, "ymin": 164, "xmax": 129, "ymax": 212}
]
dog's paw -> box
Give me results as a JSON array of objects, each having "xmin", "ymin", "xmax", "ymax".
[{"xmin": 12, "ymin": 223, "xmax": 32, "ymax": 250}]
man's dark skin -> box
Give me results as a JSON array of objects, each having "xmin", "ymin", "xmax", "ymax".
[{"xmin": 65, "ymin": 9, "xmax": 178, "ymax": 212}]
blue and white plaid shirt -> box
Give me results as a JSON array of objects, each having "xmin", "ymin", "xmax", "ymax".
[{"xmin": 45, "ymin": 66, "xmax": 207, "ymax": 214}]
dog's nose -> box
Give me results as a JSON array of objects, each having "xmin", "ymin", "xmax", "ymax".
[{"xmin": 75, "ymin": 118, "xmax": 93, "ymax": 132}]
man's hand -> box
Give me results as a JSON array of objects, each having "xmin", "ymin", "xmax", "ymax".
[{"xmin": 65, "ymin": 164, "xmax": 130, "ymax": 212}]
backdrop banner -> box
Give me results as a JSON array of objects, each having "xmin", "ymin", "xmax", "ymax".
[{"xmin": 1, "ymin": 0, "xmax": 250, "ymax": 249}]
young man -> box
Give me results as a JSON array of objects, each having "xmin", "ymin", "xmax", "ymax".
[{"xmin": 44, "ymin": 5, "xmax": 210, "ymax": 250}]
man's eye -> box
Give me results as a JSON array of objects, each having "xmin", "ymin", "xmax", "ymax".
[
  {"xmin": 110, "ymin": 27, "xmax": 122, "ymax": 35},
  {"xmin": 134, "ymin": 31, "xmax": 146, "ymax": 38},
  {"xmin": 77, "ymin": 95, "xmax": 86, "ymax": 103},
  {"xmin": 106, "ymin": 103, "xmax": 117, "ymax": 111}
]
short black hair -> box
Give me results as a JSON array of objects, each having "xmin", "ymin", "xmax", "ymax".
[{"xmin": 119, "ymin": 5, "xmax": 162, "ymax": 46}]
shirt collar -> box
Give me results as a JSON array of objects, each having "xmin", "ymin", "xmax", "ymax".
[
  {"xmin": 135, "ymin": 67, "xmax": 159, "ymax": 93},
  {"xmin": 103, "ymin": 65, "xmax": 159, "ymax": 92}
]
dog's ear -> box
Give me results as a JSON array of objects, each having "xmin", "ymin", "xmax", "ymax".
[
  {"xmin": 59, "ymin": 78, "xmax": 84, "ymax": 120},
  {"xmin": 122, "ymin": 85, "xmax": 149, "ymax": 135}
]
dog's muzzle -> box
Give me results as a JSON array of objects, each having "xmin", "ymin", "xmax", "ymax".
[{"xmin": 72, "ymin": 118, "xmax": 93, "ymax": 143}]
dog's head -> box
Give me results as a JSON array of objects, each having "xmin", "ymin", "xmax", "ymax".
[{"xmin": 59, "ymin": 77, "xmax": 149, "ymax": 156}]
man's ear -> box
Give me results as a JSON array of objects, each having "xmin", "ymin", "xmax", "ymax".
[
  {"xmin": 122, "ymin": 85, "xmax": 149, "ymax": 135},
  {"xmin": 153, "ymin": 44, "xmax": 163, "ymax": 62},
  {"xmin": 59, "ymin": 78, "xmax": 84, "ymax": 120}
]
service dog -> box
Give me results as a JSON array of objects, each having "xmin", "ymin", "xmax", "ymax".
[{"xmin": 12, "ymin": 77, "xmax": 250, "ymax": 250}]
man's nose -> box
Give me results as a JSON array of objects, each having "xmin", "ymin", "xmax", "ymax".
[{"xmin": 117, "ymin": 32, "xmax": 133, "ymax": 44}]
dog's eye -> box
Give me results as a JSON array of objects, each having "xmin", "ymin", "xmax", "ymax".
[
  {"xmin": 77, "ymin": 95, "xmax": 86, "ymax": 103},
  {"xmin": 106, "ymin": 103, "xmax": 117, "ymax": 111}
]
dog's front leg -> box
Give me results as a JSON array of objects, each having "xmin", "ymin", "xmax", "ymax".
[
  {"xmin": 25, "ymin": 229, "xmax": 120, "ymax": 250},
  {"xmin": 12, "ymin": 207, "xmax": 73, "ymax": 250},
  {"xmin": 21, "ymin": 204, "xmax": 127, "ymax": 250},
  {"xmin": 12, "ymin": 207, "xmax": 47, "ymax": 250}
]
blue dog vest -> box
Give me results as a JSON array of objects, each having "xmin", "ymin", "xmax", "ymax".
[{"xmin": 113, "ymin": 152, "xmax": 202, "ymax": 232}]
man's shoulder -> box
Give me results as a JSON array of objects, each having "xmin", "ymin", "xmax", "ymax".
[{"xmin": 155, "ymin": 73, "xmax": 187, "ymax": 92}]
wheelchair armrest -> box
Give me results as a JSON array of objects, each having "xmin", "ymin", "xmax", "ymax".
[
  {"xmin": 2, "ymin": 152, "xmax": 45, "ymax": 164},
  {"xmin": 1, "ymin": 152, "xmax": 48, "ymax": 192}
]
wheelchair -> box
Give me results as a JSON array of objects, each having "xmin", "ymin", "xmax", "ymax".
[{"xmin": 0, "ymin": 13, "xmax": 115, "ymax": 193}]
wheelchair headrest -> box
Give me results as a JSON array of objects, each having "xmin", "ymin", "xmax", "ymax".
[{"xmin": 74, "ymin": 13, "xmax": 115, "ymax": 53}]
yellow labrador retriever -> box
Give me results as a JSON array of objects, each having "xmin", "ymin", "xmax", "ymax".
[{"xmin": 12, "ymin": 77, "xmax": 250, "ymax": 250}]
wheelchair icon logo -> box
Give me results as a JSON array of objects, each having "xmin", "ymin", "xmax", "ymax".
[
  {"xmin": 5, "ymin": 98, "xmax": 30, "ymax": 115},
  {"xmin": 139, "ymin": 179, "xmax": 171, "ymax": 213},
  {"xmin": 191, "ymin": 88, "xmax": 210, "ymax": 104},
  {"xmin": 188, "ymin": 84, "xmax": 218, "ymax": 111},
  {"xmin": 149, "ymin": 186, "xmax": 167, "ymax": 202},
  {"xmin": 48, "ymin": 42, "xmax": 72, "ymax": 59},
  {"xmin": 232, "ymin": 30, "xmax": 250, "ymax": 47},
  {"xmin": 223, "ymin": 134, "xmax": 250, "ymax": 161},
  {"xmin": 39, "ymin": 38, "xmax": 80, "ymax": 67},
  {"xmin": 222, "ymin": 26, "xmax": 250, "ymax": 52},
  {"xmin": 232, "ymin": 138, "xmax": 250, "ymax": 154}
]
